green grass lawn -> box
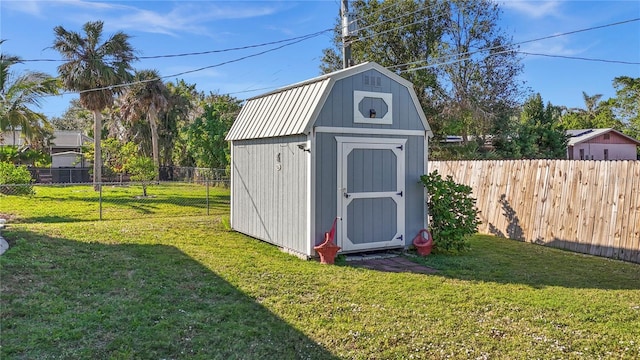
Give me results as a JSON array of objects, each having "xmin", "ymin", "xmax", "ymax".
[
  {"xmin": 1, "ymin": 185, "xmax": 639, "ymax": 359},
  {"xmin": 0, "ymin": 182, "xmax": 228, "ymax": 222}
]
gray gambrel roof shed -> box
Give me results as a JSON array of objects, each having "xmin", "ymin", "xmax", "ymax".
[
  {"xmin": 227, "ymin": 62, "xmax": 432, "ymax": 259},
  {"xmin": 226, "ymin": 62, "xmax": 432, "ymax": 141}
]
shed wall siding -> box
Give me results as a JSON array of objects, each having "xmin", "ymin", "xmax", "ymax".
[
  {"xmin": 314, "ymin": 131, "xmax": 425, "ymax": 248},
  {"xmin": 231, "ymin": 135, "xmax": 308, "ymax": 254},
  {"xmin": 315, "ymin": 69, "xmax": 424, "ymax": 131}
]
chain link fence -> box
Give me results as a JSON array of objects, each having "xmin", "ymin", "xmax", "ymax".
[
  {"xmin": 26, "ymin": 166, "xmax": 227, "ymax": 184},
  {"xmin": 0, "ymin": 169, "xmax": 230, "ymax": 222}
]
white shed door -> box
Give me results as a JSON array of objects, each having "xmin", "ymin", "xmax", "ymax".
[{"xmin": 336, "ymin": 137, "xmax": 406, "ymax": 252}]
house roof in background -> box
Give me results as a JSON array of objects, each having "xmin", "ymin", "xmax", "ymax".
[
  {"xmin": 0, "ymin": 129, "xmax": 92, "ymax": 147},
  {"xmin": 567, "ymin": 128, "xmax": 640, "ymax": 146},
  {"xmin": 50, "ymin": 131, "xmax": 93, "ymax": 148},
  {"xmin": 226, "ymin": 62, "xmax": 431, "ymax": 141}
]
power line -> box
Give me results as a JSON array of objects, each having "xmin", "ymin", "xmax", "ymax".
[
  {"xmin": 352, "ymin": 1, "xmax": 443, "ymax": 35},
  {"xmin": 37, "ymin": 10, "xmax": 640, "ymax": 99},
  {"xmin": 517, "ymin": 18, "xmax": 640, "ymax": 46},
  {"xmin": 46, "ymin": 30, "xmax": 326, "ymax": 97},
  {"xmin": 349, "ymin": 2, "xmax": 467, "ymax": 46},
  {"xmin": 396, "ymin": 17, "xmax": 640, "ymax": 72},
  {"xmin": 140, "ymin": 29, "xmax": 332, "ymax": 60},
  {"xmin": 21, "ymin": 28, "xmax": 333, "ymax": 63},
  {"xmin": 160, "ymin": 32, "xmax": 324, "ymax": 80},
  {"xmin": 347, "ymin": 1, "xmax": 401, "ymax": 27},
  {"xmin": 228, "ymin": 85, "xmax": 289, "ymax": 96},
  {"xmin": 517, "ymin": 52, "xmax": 640, "ymax": 65}
]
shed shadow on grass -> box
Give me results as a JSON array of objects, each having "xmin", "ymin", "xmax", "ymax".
[{"xmin": 0, "ymin": 230, "xmax": 337, "ymax": 359}]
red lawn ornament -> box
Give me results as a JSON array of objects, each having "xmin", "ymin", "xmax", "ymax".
[
  {"xmin": 314, "ymin": 217, "xmax": 341, "ymax": 264},
  {"xmin": 413, "ymin": 229, "xmax": 433, "ymax": 256}
]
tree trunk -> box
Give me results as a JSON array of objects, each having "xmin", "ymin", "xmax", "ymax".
[
  {"xmin": 93, "ymin": 110, "xmax": 102, "ymax": 191},
  {"xmin": 149, "ymin": 103, "xmax": 160, "ymax": 181}
]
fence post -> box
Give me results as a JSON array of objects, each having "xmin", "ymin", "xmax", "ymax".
[
  {"xmin": 99, "ymin": 182, "xmax": 103, "ymax": 220},
  {"xmin": 206, "ymin": 179, "xmax": 210, "ymax": 216}
]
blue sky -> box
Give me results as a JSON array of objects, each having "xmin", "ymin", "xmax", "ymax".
[{"xmin": 1, "ymin": 0, "xmax": 639, "ymax": 120}]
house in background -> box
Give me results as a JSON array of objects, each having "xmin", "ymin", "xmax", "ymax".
[
  {"xmin": 1, "ymin": 129, "xmax": 91, "ymax": 156},
  {"xmin": 226, "ymin": 62, "xmax": 432, "ymax": 258},
  {"xmin": 567, "ymin": 128, "xmax": 640, "ymax": 160},
  {"xmin": 1, "ymin": 129, "xmax": 92, "ymax": 183},
  {"xmin": 49, "ymin": 130, "xmax": 93, "ymax": 168}
]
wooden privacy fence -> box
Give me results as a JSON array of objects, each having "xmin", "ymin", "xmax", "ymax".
[{"xmin": 429, "ymin": 160, "xmax": 640, "ymax": 263}]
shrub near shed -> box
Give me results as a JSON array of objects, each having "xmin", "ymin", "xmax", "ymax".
[{"xmin": 421, "ymin": 170, "xmax": 480, "ymax": 252}]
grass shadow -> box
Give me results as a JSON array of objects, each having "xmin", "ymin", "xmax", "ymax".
[
  {"xmin": 0, "ymin": 229, "xmax": 338, "ymax": 359},
  {"xmin": 3, "ymin": 192, "xmax": 230, "ymax": 223},
  {"xmin": 413, "ymin": 235, "xmax": 640, "ymax": 290},
  {"xmin": 14, "ymin": 215, "xmax": 96, "ymax": 223}
]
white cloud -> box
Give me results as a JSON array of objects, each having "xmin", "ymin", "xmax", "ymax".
[
  {"xmin": 4, "ymin": 1, "xmax": 281, "ymax": 37},
  {"xmin": 520, "ymin": 36, "xmax": 593, "ymax": 58},
  {"xmin": 501, "ymin": 0, "xmax": 563, "ymax": 18},
  {"xmin": 108, "ymin": 2, "xmax": 280, "ymax": 37},
  {"xmin": 1, "ymin": 0, "xmax": 44, "ymax": 17}
]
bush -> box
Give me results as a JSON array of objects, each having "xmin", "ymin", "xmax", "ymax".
[
  {"xmin": 420, "ymin": 170, "xmax": 480, "ymax": 252},
  {"xmin": 0, "ymin": 162, "xmax": 34, "ymax": 195}
]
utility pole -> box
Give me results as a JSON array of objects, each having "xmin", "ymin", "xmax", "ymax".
[{"xmin": 341, "ymin": 0, "xmax": 351, "ymax": 69}]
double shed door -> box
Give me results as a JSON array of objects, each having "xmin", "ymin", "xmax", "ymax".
[{"xmin": 336, "ymin": 137, "xmax": 406, "ymax": 252}]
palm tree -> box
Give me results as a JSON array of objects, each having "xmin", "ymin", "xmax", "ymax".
[
  {"xmin": 120, "ymin": 69, "xmax": 168, "ymax": 179},
  {"xmin": 52, "ymin": 21, "xmax": 136, "ymax": 188},
  {"xmin": 582, "ymin": 91, "xmax": 603, "ymax": 119},
  {"xmin": 1, "ymin": 40, "xmax": 59, "ymax": 145},
  {"xmin": 160, "ymin": 80, "xmax": 198, "ymax": 169}
]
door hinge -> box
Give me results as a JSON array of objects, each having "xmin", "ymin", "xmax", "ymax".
[
  {"xmin": 344, "ymin": 193, "xmax": 350, "ymax": 198},
  {"xmin": 396, "ymin": 191, "xmax": 403, "ymax": 197},
  {"xmin": 396, "ymin": 235, "xmax": 403, "ymax": 241},
  {"xmin": 396, "ymin": 145, "xmax": 403, "ymax": 150}
]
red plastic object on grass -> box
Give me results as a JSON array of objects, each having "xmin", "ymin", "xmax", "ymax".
[
  {"xmin": 314, "ymin": 217, "xmax": 341, "ymax": 264},
  {"xmin": 413, "ymin": 229, "xmax": 433, "ymax": 256}
]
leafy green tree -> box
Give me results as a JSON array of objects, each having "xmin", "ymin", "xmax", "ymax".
[
  {"xmin": 163, "ymin": 80, "xmax": 199, "ymax": 169},
  {"xmin": 320, "ymin": 0, "xmax": 524, "ymax": 145},
  {"xmin": 50, "ymin": 98, "xmax": 93, "ymax": 131},
  {"xmin": 611, "ymin": 76, "xmax": 640, "ymax": 140},
  {"xmin": 125, "ymin": 155, "xmax": 156, "ymax": 197},
  {"xmin": 1, "ymin": 40, "xmax": 59, "ymax": 144},
  {"xmin": 503, "ymin": 93, "xmax": 567, "ymax": 159},
  {"xmin": 0, "ymin": 146, "xmax": 50, "ymax": 167},
  {"xmin": 186, "ymin": 94, "xmax": 240, "ymax": 170},
  {"xmin": 119, "ymin": 69, "xmax": 169, "ymax": 179},
  {"xmin": 104, "ymin": 139, "xmax": 137, "ymax": 182},
  {"xmin": 52, "ymin": 21, "xmax": 137, "ymax": 189},
  {"xmin": 560, "ymin": 91, "xmax": 624, "ymax": 131},
  {"xmin": 321, "ymin": 0, "xmax": 446, "ymax": 129},
  {"xmin": 436, "ymin": 0, "xmax": 524, "ymax": 142}
]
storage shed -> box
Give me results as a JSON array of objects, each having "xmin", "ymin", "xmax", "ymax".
[{"xmin": 226, "ymin": 62, "xmax": 432, "ymax": 258}]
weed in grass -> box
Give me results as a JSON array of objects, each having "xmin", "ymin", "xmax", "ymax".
[{"xmin": 220, "ymin": 215, "xmax": 231, "ymax": 231}]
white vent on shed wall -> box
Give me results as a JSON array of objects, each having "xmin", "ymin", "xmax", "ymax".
[{"xmin": 364, "ymin": 75, "xmax": 382, "ymax": 87}]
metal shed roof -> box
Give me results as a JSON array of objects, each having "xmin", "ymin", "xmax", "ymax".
[{"xmin": 226, "ymin": 62, "xmax": 431, "ymax": 141}]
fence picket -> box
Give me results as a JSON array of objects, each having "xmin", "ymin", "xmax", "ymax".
[{"xmin": 430, "ymin": 160, "xmax": 640, "ymax": 263}]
